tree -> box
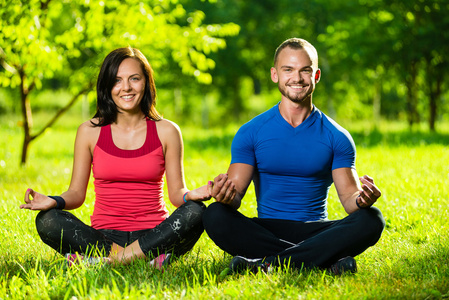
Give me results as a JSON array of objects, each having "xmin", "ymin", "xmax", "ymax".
[
  {"xmin": 184, "ymin": 0, "xmax": 324, "ymax": 120},
  {"xmin": 184, "ymin": 0, "xmax": 449, "ymax": 129},
  {"xmin": 0, "ymin": 0, "xmax": 239, "ymax": 165},
  {"xmin": 367, "ymin": 0, "xmax": 449, "ymax": 130}
]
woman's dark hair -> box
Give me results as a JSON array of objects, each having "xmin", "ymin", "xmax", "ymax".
[{"xmin": 92, "ymin": 47, "xmax": 162, "ymax": 126}]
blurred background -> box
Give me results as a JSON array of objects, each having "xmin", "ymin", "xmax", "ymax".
[{"xmin": 1, "ymin": 0, "xmax": 448, "ymax": 165}]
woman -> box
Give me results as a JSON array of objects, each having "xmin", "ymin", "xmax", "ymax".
[{"xmin": 20, "ymin": 47, "xmax": 211, "ymax": 268}]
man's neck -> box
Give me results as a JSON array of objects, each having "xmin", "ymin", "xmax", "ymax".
[{"xmin": 278, "ymin": 99, "xmax": 313, "ymax": 128}]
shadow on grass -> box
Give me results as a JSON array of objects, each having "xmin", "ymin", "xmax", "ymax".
[
  {"xmin": 186, "ymin": 127, "xmax": 449, "ymax": 151},
  {"xmin": 350, "ymin": 128, "xmax": 449, "ymax": 147}
]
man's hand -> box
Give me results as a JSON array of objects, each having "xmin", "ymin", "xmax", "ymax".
[
  {"xmin": 357, "ymin": 175, "xmax": 382, "ymax": 208},
  {"xmin": 211, "ymin": 174, "xmax": 237, "ymax": 205}
]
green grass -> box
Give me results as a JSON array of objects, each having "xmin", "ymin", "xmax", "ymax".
[{"xmin": 1, "ymin": 112, "xmax": 448, "ymax": 299}]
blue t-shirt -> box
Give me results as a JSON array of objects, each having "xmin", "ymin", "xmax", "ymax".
[{"xmin": 231, "ymin": 104, "xmax": 356, "ymax": 221}]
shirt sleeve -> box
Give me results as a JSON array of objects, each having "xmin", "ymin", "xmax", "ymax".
[
  {"xmin": 331, "ymin": 129, "xmax": 356, "ymax": 170},
  {"xmin": 230, "ymin": 124, "xmax": 257, "ymax": 166}
]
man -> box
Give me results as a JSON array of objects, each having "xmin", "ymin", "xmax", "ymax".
[{"xmin": 203, "ymin": 38, "xmax": 385, "ymax": 275}]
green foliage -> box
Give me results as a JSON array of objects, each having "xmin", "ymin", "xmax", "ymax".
[
  {"xmin": 0, "ymin": 0, "xmax": 61, "ymax": 90},
  {"xmin": 1, "ymin": 113, "xmax": 448, "ymax": 299},
  {"xmin": 0, "ymin": 0, "xmax": 240, "ymax": 92},
  {"xmin": 176, "ymin": 0, "xmax": 449, "ymax": 127},
  {"xmin": 0, "ymin": 0, "xmax": 239, "ymax": 164},
  {"xmin": 2, "ymin": 0, "xmax": 449, "ymax": 130}
]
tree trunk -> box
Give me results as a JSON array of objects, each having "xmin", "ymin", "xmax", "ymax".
[
  {"xmin": 405, "ymin": 61, "xmax": 418, "ymax": 128},
  {"xmin": 428, "ymin": 74, "xmax": 441, "ymax": 132},
  {"xmin": 19, "ymin": 77, "xmax": 92, "ymax": 165},
  {"xmin": 19, "ymin": 69, "xmax": 34, "ymax": 165},
  {"xmin": 426, "ymin": 60, "xmax": 443, "ymax": 132},
  {"xmin": 373, "ymin": 78, "xmax": 381, "ymax": 128}
]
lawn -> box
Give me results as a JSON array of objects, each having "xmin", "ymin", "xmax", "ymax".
[{"xmin": 1, "ymin": 112, "xmax": 448, "ymax": 299}]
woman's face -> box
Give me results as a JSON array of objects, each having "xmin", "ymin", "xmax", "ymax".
[{"xmin": 111, "ymin": 58, "xmax": 146, "ymax": 114}]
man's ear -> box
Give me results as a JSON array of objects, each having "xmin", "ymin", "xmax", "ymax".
[
  {"xmin": 315, "ymin": 69, "xmax": 321, "ymax": 83},
  {"xmin": 271, "ymin": 67, "xmax": 278, "ymax": 83}
]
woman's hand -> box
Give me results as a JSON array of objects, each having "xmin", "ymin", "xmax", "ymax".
[
  {"xmin": 185, "ymin": 182, "xmax": 213, "ymax": 202},
  {"xmin": 20, "ymin": 188, "xmax": 56, "ymax": 211}
]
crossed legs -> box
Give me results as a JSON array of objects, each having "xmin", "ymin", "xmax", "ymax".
[
  {"xmin": 202, "ymin": 202, "xmax": 385, "ymax": 269},
  {"xmin": 35, "ymin": 200, "xmax": 206, "ymax": 264}
]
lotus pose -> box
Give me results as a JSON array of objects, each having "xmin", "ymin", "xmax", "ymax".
[
  {"xmin": 203, "ymin": 38, "xmax": 385, "ymax": 275},
  {"xmin": 21, "ymin": 47, "xmax": 211, "ymax": 268}
]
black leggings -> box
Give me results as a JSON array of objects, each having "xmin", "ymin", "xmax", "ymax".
[
  {"xmin": 36, "ymin": 200, "xmax": 206, "ymax": 258},
  {"xmin": 203, "ymin": 202, "xmax": 385, "ymax": 269}
]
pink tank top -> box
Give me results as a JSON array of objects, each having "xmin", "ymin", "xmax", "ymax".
[{"xmin": 91, "ymin": 119, "xmax": 169, "ymax": 231}]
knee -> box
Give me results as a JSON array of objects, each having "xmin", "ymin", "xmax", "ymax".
[
  {"xmin": 184, "ymin": 200, "xmax": 206, "ymax": 214},
  {"xmin": 36, "ymin": 209, "xmax": 56, "ymax": 231},
  {"xmin": 202, "ymin": 202, "xmax": 230, "ymax": 231},
  {"xmin": 182, "ymin": 201, "xmax": 206, "ymax": 226},
  {"xmin": 35, "ymin": 209, "xmax": 63, "ymax": 237},
  {"xmin": 357, "ymin": 206, "xmax": 386, "ymax": 237},
  {"xmin": 172, "ymin": 201, "xmax": 206, "ymax": 231}
]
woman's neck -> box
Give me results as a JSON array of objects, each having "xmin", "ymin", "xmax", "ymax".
[{"xmin": 114, "ymin": 112, "xmax": 147, "ymax": 130}]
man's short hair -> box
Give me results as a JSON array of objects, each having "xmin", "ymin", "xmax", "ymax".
[{"xmin": 273, "ymin": 38, "xmax": 318, "ymax": 68}]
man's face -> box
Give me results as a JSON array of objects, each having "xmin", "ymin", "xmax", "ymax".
[{"xmin": 271, "ymin": 47, "xmax": 320, "ymax": 104}]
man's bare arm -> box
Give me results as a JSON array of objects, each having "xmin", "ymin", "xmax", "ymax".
[{"xmin": 211, "ymin": 163, "xmax": 254, "ymax": 209}]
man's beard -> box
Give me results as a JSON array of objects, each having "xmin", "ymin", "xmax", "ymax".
[{"xmin": 278, "ymin": 83, "xmax": 312, "ymax": 103}]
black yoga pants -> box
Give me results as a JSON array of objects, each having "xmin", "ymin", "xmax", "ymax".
[
  {"xmin": 202, "ymin": 202, "xmax": 385, "ymax": 269},
  {"xmin": 35, "ymin": 200, "xmax": 206, "ymax": 258}
]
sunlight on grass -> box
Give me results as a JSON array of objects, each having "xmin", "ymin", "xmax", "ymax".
[{"xmin": 1, "ymin": 112, "xmax": 448, "ymax": 299}]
